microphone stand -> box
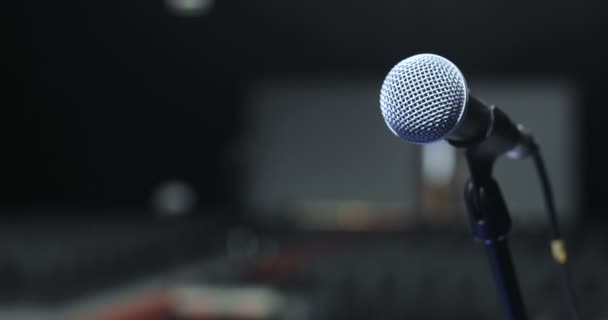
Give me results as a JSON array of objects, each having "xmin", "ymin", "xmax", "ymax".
[{"xmin": 460, "ymin": 135, "xmax": 529, "ymax": 320}]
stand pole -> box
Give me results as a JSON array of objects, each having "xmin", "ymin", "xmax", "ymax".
[
  {"xmin": 486, "ymin": 239, "xmax": 527, "ymax": 320},
  {"xmin": 464, "ymin": 176, "xmax": 528, "ymax": 320}
]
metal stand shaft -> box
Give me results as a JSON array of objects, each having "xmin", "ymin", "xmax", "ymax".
[{"xmin": 463, "ymin": 156, "xmax": 528, "ymax": 320}]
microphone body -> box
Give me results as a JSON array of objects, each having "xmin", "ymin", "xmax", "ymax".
[{"xmin": 379, "ymin": 53, "xmax": 536, "ymax": 159}]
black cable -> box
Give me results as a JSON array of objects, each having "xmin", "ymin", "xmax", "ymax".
[{"xmin": 532, "ymin": 149, "xmax": 582, "ymax": 320}]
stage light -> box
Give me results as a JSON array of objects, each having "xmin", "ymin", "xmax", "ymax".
[{"xmin": 166, "ymin": 0, "xmax": 214, "ymax": 17}]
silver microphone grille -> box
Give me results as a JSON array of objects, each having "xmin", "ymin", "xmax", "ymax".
[{"xmin": 379, "ymin": 54, "xmax": 469, "ymax": 143}]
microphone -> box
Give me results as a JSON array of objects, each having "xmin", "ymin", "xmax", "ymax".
[
  {"xmin": 379, "ymin": 53, "xmax": 536, "ymax": 159},
  {"xmin": 379, "ymin": 54, "xmax": 586, "ymax": 320}
]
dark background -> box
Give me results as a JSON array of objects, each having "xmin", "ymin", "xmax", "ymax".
[
  {"xmin": 2, "ymin": 1, "xmax": 608, "ymax": 319},
  {"xmin": 3, "ymin": 0, "xmax": 607, "ymax": 218}
]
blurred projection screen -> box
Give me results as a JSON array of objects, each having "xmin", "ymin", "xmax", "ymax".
[
  {"xmin": 245, "ymin": 77, "xmax": 421, "ymax": 220},
  {"xmin": 246, "ymin": 77, "xmax": 579, "ymax": 228}
]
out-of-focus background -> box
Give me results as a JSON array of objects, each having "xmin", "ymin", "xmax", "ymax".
[{"xmin": 2, "ymin": 0, "xmax": 607, "ymax": 319}]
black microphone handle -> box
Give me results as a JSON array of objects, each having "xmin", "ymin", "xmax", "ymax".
[{"xmin": 448, "ymin": 95, "xmax": 536, "ymax": 159}]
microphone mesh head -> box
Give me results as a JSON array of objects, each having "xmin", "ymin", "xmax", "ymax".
[{"xmin": 379, "ymin": 54, "xmax": 468, "ymax": 143}]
